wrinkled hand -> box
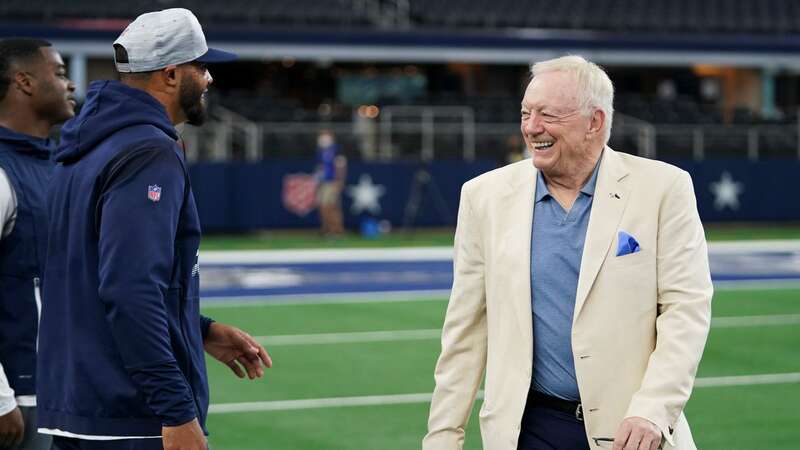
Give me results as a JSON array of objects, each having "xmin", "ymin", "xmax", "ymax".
[
  {"xmin": 162, "ymin": 418, "xmax": 207, "ymax": 450},
  {"xmin": 612, "ymin": 416, "xmax": 662, "ymax": 450},
  {"xmin": 0, "ymin": 407, "xmax": 24, "ymax": 448},
  {"xmin": 204, "ymin": 322, "xmax": 272, "ymax": 379}
]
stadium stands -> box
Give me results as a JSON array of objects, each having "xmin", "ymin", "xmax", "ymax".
[
  {"xmin": 205, "ymin": 87, "xmax": 800, "ymax": 162},
  {"xmin": 411, "ymin": 0, "xmax": 800, "ymax": 34},
  {"xmin": 4, "ymin": 0, "xmax": 798, "ymax": 161},
  {"xmin": 2, "ymin": 0, "xmax": 800, "ymax": 34},
  {"xmin": 0, "ymin": 0, "xmax": 370, "ymax": 26}
]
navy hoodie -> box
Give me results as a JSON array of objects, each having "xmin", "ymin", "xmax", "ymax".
[
  {"xmin": 38, "ymin": 80, "xmax": 213, "ymax": 437},
  {"xmin": 0, "ymin": 127, "xmax": 53, "ymax": 396}
]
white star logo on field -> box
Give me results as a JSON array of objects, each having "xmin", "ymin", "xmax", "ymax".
[
  {"xmin": 347, "ymin": 174, "xmax": 385, "ymax": 214},
  {"xmin": 709, "ymin": 171, "xmax": 744, "ymax": 211}
]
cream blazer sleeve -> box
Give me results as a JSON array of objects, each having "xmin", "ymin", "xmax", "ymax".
[
  {"xmin": 423, "ymin": 182, "xmax": 487, "ymax": 450},
  {"xmin": 625, "ymin": 171, "xmax": 713, "ymax": 442}
]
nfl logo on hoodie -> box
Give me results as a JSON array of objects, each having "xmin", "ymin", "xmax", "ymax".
[{"xmin": 148, "ymin": 184, "xmax": 162, "ymax": 202}]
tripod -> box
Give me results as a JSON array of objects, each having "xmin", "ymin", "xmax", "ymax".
[{"xmin": 401, "ymin": 168, "xmax": 453, "ymax": 230}]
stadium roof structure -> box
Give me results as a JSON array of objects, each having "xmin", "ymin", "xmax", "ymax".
[
  {"xmin": 3, "ymin": 22, "xmax": 800, "ymax": 69},
  {"xmin": 3, "ymin": 0, "xmax": 800, "ymax": 67},
  {"xmin": 3, "ymin": 0, "xmax": 800, "ymax": 35}
]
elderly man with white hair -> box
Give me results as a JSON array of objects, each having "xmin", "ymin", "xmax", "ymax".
[{"xmin": 423, "ymin": 55, "xmax": 712, "ymax": 450}]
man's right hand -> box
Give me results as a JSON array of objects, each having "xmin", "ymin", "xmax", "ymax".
[
  {"xmin": 162, "ymin": 418, "xmax": 207, "ymax": 450},
  {"xmin": 0, "ymin": 407, "xmax": 24, "ymax": 448}
]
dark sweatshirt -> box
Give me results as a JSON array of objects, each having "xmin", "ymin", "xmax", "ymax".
[
  {"xmin": 38, "ymin": 80, "xmax": 212, "ymax": 437},
  {"xmin": 0, "ymin": 126, "xmax": 53, "ymax": 397}
]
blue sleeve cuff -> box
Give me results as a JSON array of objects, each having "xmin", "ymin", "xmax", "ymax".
[
  {"xmin": 201, "ymin": 315, "xmax": 215, "ymax": 340},
  {"xmin": 127, "ymin": 361, "xmax": 197, "ymax": 426}
]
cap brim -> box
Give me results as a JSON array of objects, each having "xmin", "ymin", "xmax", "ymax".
[{"xmin": 196, "ymin": 47, "xmax": 238, "ymax": 63}]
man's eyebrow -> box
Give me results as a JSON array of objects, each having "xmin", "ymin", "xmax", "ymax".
[{"xmin": 522, "ymin": 103, "xmax": 545, "ymax": 111}]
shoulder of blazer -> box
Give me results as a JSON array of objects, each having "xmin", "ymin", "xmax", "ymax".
[
  {"xmin": 610, "ymin": 148, "xmax": 687, "ymax": 185},
  {"xmin": 463, "ymin": 159, "xmax": 534, "ymax": 199}
]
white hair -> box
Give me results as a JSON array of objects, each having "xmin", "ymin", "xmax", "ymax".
[{"xmin": 530, "ymin": 55, "xmax": 615, "ymax": 144}]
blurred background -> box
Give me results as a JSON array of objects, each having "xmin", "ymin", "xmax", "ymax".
[{"xmin": 3, "ymin": 1, "xmax": 799, "ymax": 449}]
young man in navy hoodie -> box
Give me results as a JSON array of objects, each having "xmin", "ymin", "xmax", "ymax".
[
  {"xmin": 0, "ymin": 38, "xmax": 76, "ymax": 450},
  {"xmin": 37, "ymin": 9, "xmax": 272, "ymax": 450}
]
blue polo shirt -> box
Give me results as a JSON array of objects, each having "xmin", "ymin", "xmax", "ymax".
[{"xmin": 530, "ymin": 159, "xmax": 601, "ymax": 401}]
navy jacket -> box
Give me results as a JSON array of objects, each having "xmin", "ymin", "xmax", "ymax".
[
  {"xmin": 0, "ymin": 127, "xmax": 53, "ymax": 396},
  {"xmin": 38, "ymin": 80, "xmax": 213, "ymax": 437}
]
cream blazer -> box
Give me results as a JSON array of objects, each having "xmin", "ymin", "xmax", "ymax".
[{"xmin": 423, "ymin": 148, "xmax": 713, "ymax": 450}]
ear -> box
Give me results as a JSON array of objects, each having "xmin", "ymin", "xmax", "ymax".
[
  {"xmin": 160, "ymin": 65, "xmax": 179, "ymax": 90},
  {"xmin": 588, "ymin": 108, "xmax": 606, "ymax": 137},
  {"xmin": 13, "ymin": 71, "xmax": 35, "ymax": 96}
]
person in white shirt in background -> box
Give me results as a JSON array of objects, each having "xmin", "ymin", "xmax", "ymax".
[{"xmin": 0, "ymin": 37, "xmax": 76, "ymax": 450}]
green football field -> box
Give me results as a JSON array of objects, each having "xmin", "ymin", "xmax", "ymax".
[
  {"xmin": 199, "ymin": 224, "xmax": 800, "ymax": 250},
  {"xmin": 201, "ymin": 287, "xmax": 800, "ymax": 450}
]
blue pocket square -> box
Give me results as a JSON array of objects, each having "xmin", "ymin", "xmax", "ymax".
[{"xmin": 616, "ymin": 231, "xmax": 641, "ymax": 256}]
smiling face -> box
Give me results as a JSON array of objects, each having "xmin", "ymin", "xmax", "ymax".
[{"xmin": 520, "ymin": 70, "xmax": 605, "ymax": 182}]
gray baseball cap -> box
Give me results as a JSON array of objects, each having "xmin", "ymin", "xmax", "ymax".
[{"xmin": 113, "ymin": 8, "xmax": 237, "ymax": 73}]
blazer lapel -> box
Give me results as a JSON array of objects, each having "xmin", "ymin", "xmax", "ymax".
[
  {"xmin": 498, "ymin": 162, "xmax": 537, "ymax": 342},
  {"xmin": 573, "ymin": 148, "xmax": 631, "ymax": 320}
]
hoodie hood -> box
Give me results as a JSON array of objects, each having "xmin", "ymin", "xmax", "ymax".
[
  {"xmin": 55, "ymin": 80, "xmax": 178, "ymax": 164},
  {"xmin": 0, "ymin": 126, "xmax": 53, "ymax": 159}
]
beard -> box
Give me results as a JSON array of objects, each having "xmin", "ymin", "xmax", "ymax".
[{"xmin": 179, "ymin": 75, "xmax": 207, "ymax": 126}]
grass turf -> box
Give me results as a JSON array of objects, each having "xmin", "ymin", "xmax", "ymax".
[
  {"xmin": 201, "ymin": 288, "xmax": 800, "ymax": 450},
  {"xmin": 200, "ymin": 225, "xmax": 800, "ymax": 251}
]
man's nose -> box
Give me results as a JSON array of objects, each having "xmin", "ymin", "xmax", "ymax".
[{"xmin": 522, "ymin": 114, "xmax": 544, "ymax": 134}]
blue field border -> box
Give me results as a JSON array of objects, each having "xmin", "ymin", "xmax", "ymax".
[{"xmin": 198, "ymin": 244, "xmax": 800, "ymax": 301}]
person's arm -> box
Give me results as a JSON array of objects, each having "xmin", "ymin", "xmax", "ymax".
[
  {"xmin": 0, "ymin": 168, "xmax": 16, "ymax": 239},
  {"xmin": 334, "ymin": 156, "xmax": 347, "ymax": 190},
  {"xmin": 0, "ymin": 170, "xmax": 24, "ymax": 448},
  {"xmin": 204, "ymin": 322, "xmax": 272, "ymax": 379},
  {"xmin": 0, "ymin": 170, "xmax": 17, "ymax": 413},
  {"xmin": 619, "ymin": 171, "xmax": 713, "ymax": 447},
  {"xmin": 200, "ymin": 315, "xmax": 214, "ymax": 340},
  {"xmin": 0, "ymin": 363, "xmax": 23, "ymax": 448},
  {"xmin": 96, "ymin": 146, "xmax": 198, "ymax": 428},
  {"xmin": 0, "ymin": 363, "xmax": 16, "ymax": 417},
  {"xmin": 423, "ymin": 183, "xmax": 487, "ymax": 450}
]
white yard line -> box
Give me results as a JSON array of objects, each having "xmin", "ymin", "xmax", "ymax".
[
  {"xmin": 209, "ymin": 392, "xmax": 437, "ymax": 414},
  {"xmin": 200, "ymin": 247, "xmax": 453, "ymax": 264},
  {"xmin": 253, "ymin": 313, "xmax": 798, "ymax": 346},
  {"xmin": 712, "ymin": 313, "xmax": 800, "ymax": 327},
  {"xmin": 201, "ymin": 290, "xmax": 451, "ymax": 308},
  {"xmin": 694, "ymin": 372, "xmax": 800, "ymax": 387},
  {"xmin": 713, "ymin": 280, "xmax": 800, "ymax": 291},
  {"xmin": 256, "ymin": 329, "xmax": 441, "ymax": 346},
  {"xmin": 199, "ymin": 240, "xmax": 800, "ymax": 265},
  {"xmin": 208, "ymin": 372, "xmax": 800, "ymax": 414},
  {"xmin": 707, "ymin": 240, "xmax": 800, "ymax": 253}
]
